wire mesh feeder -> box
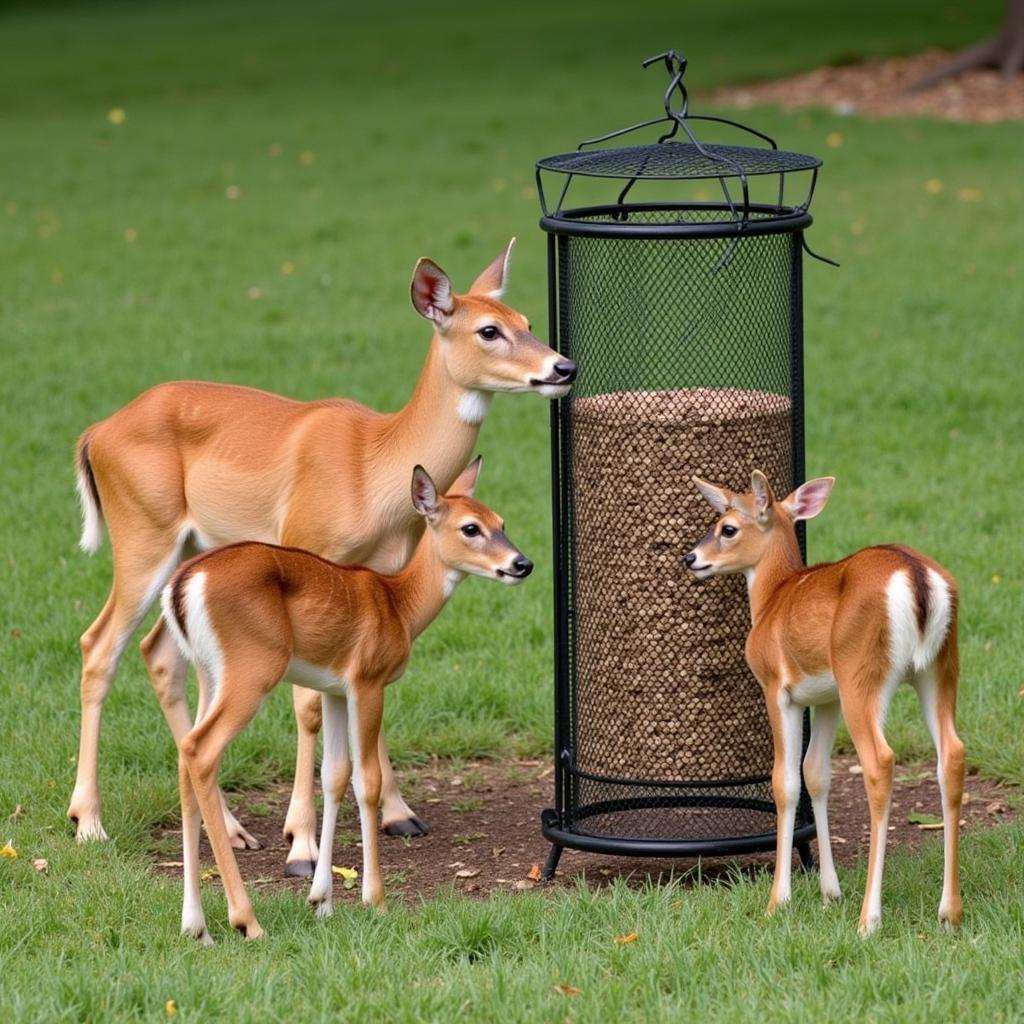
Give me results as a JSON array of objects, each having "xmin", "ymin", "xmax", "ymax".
[{"xmin": 538, "ymin": 50, "xmax": 835, "ymax": 877}]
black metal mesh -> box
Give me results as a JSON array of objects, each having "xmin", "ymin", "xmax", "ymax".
[
  {"xmin": 549, "ymin": 207, "xmax": 814, "ymax": 846},
  {"xmin": 537, "ymin": 142, "xmax": 820, "ymax": 180}
]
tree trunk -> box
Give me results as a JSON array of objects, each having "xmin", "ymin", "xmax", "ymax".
[{"xmin": 906, "ymin": 0, "xmax": 1024, "ymax": 91}]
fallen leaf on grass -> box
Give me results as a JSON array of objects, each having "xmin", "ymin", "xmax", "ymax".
[
  {"xmin": 527, "ymin": 863, "xmax": 542, "ymax": 881},
  {"xmin": 455, "ymin": 868, "xmax": 480, "ymax": 879},
  {"xmin": 908, "ymin": 811, "xmax": 943, "ymax": 828},
  {"xmin": 0, "ymin": 840, "xmax": 17, "ymax": 859},
  {"xmin": 986, "ymin": 801, "xmax": 1010, "ymax": 815},
  {"xmin": 200, "ymin": 867, "xmax": 219, "ymax": 882},
  {"xmin": 165, "ymin": 998, "xmax": 177, "ymax": 1016},
  {"xmin": 514, "ymin": 879, "xmax": 535, "ymax": 891},
  {"xmin": 615, "ymin": 931, "xmax": 639, "ymax": 945},
  {"xmin": 10, "ymin": 804, "xmax": 24, "ymax": 820},
  {"xmin": 31, "ymin": 858, "xmax": 48, "ymax": 873},
  {"xmin": 554, "ymin": 983, "xmax": 581, "ymax": 997},
  {"xmin": 332, "ymin": 866, "xmax": 358, "ymax": 889}
]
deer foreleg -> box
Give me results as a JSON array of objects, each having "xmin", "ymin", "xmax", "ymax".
[
  {"xmin": 308, "ymin": 692, "xmax": 351, "ymax": 918},
  {"xmin": 802, "ymin": 700, "xmax": 842, "ymax": 904},
  {"xmin": 282, "ymin": 685, "xmax": 322, "ymax": 877},
  {"xmin": 767, "ymin": 689, "xmax": 804, "ymax": 915},
  {"xmin": 350, "ymin": 683, "xmax": 385, "ymax": 909}
]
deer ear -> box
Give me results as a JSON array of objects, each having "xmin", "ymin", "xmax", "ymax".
[
  {"xmin": 411, "ymin": 259, "xmax": 454, "ymax": 324},
  {"xmin": 692, "ymin": 476, "xmax": 732, "ymax": 515},
  {"xmin": 411, "ymin": 465, "xmax": 440, "ymax": 520},
  {"xmin": 469, "ymin": 238, "xmax": 515, "ymax": 298},
  {"xmin": 782, "ymin": 477, "xmax": 835, "ymax": 521},
  {"xmin": 750, "ymin": 470, "xmax": 775, "ymax": 522},
  {"xmin": 449, "ymin": 455, "xmax": 482, "ymax": 498}
]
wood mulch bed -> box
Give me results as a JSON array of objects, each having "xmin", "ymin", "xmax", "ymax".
[
  {"xmin": 152, "ymin": 756, "xmax": 1016, "ymax": 902},
  {"xmin": 705, "ymin": 48, "xmax": 1024, "ymax": 122}
]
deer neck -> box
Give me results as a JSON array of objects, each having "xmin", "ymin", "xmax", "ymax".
[
  {"xmin": 387, "ymin": 530, "xmax": 463, "ymax": 640},
  {"xmin": 384, "ymin": 337, "xmax": 487, "ymax": 493},
  {"xmin": 745, "ymin": 520, "xmax": 805, "ymax": 627}
]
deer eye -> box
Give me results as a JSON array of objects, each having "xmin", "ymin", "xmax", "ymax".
[
  {"xmin": 461, "ymin": 523, "xmax": 481, "ymax": 537},
  {"xmin": 721, "ymin": 524, "xmax": 738, "ymax": 538},
  {"xmin": 477, "ymin": 325, "xmax": 501, "ymax": 341}
]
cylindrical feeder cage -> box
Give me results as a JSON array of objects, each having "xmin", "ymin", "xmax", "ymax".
[{"xmin": 538, "ymin": 51, "xmax": 833, "ymax": 874}]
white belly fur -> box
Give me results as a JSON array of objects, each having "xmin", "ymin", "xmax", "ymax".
[
  {"xmin": 786, "ymin": 672, "xmax": 839, "ymax": 706},
  {"xmin": 286, "ymin": 656, "xmax": 349, "ymax": 696}
]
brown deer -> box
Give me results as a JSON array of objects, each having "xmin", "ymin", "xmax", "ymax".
[
  {"xmin": 70, "ymin": 239, "xmax": 575, "ymax": 877},
  {"xmin": 162, "ymin": 461, "xmax": 532, "ymax": 941},
  {"xmin": 687, "ymin": 470, "xmax": 964, "ymax": 935}
]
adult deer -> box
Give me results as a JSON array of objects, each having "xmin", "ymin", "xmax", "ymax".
[
  {"xmin": 162, "ymin": 462, "xmax": 532, "ymax": 941},
  {"xmin": 70, "ymin": 240, "xmax": 575, "ymax": 875},
  {"xmin": 687, "ymin": 471, "xmax": 964, "ymax": 935}
]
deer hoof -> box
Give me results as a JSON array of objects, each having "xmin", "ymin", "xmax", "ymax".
[
  {"xmin": 235, "ymin": 920, "xmax": 265, "ymax": 941},
  {"xmin": 384, "ymin": 815, "xmax": 429, "ymax": 838},
  {"xmin": 284, "ymin": 859, "xmax": 316, "ymax": 879}
]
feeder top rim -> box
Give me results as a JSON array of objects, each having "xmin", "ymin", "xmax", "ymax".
[{"xmin": 536, "ymin": 141, "xmax": 821, "ymax": 181}]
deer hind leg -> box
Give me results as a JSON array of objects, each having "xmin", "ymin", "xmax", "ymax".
[
  {"xmin": 913, "ymin": 639, "xmax": 965, "ymax": 929},
  {"xmin": 802, "ymin": 700, "xmax": 842, "ymax": 904},
  {"xmin": 308, "ymin": 692, "xmax": 351, "ymax": 918},
  {"xmin": 180, "ymin": 677, "xmax": 273, "ymax": 941},
  {"xmin": 142, "ymin": 618, "xmax": 261, "ymax": 852},
  {"xmin": 283, "ymin": 686, "xmax": 322, "ymax": 878},
  {"xmin": 766, "ymin": 689, "xmax": 805, "ymax": 915},
  {"xmin": 840, "ymin": 666, "xmax": 898, "ymax": 937},
  {"xmin": 178, "ymin": 747, "xmax": 212, "ymax": 945},
  {"xmin": 70, "ymin": 530, "xmax": 185, "ymax": 841}
]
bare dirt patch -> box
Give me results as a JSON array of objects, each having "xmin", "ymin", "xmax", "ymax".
[
  {"xmin": 152, "ymin": 757, "xmax": 1016, "ymax": 903},
  {"xmin": 705, "ymin": 49, "xmax": 1024, "ymax": 123}
]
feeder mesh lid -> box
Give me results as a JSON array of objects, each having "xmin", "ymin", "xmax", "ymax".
[{"xmin": 536, "ymin": 141, "xmax": 821, "ymax": 181}]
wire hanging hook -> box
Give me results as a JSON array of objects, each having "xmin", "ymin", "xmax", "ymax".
[{"xmin": 642, "ymin": 49, "xmax": 690, "ymax": 121}]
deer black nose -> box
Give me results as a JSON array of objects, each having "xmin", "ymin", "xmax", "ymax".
[
  {"xmin": 512, "ymin": 556, "xmax": 533, "ymax": 577},
  {"xmin": 684, "ymin": 551, "xmax": 698, "ymax": 567},
  {"xmin": 553, "ymin": 359, "xmax": 577, "ymax": 382}
]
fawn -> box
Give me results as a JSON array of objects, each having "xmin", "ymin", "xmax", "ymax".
[
  {"xmin": 71, "ymin": 239, "xmax": 574, "ymax": 875},
  {"xmin": 160, "ymin": 459, "xmax": 532, "ymax": 941},
  {"xmin": 687, "ymin": 470, "xmax": 963, "ymax": 935}
]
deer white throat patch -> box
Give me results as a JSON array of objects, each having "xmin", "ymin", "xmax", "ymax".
[{"xmin": 457, "ymin": 390, "xmax": 491, "ymax": 425}]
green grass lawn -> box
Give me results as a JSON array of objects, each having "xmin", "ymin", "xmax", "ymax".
[{"xmin": 2, "ymin": 0, "xmax": 1023, "ymax": 1020}]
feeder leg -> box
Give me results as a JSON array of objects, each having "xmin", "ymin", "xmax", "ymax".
[
  {"xmin": 796, "ymin": 840, "xmax": 815, "ymax": 872},
  {"xmin": 541, "ymin": 843, "xmax": 564, "ymax": 881}
]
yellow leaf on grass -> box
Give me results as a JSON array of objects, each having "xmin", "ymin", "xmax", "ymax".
[
  {"xmin": 165, "ymin": 999, "xmax": 177, "ymax": 1017},
  {"xmin": 200, "ymin": 867, "xmax": 219, "ymax": 882},
  {"xmin": 332, "ymin": 866, "xmax": 358, "ymax": 879},
  {"xmin": 615, "ymin": 931, "xmax": 639, "ymax": 945},
  {"xmin": 554, "ymin": 983, "xmax": 581, "ymax": 997},
  {"xmin": 107, "ymin": 108, "xmax": 126, "ymax": 125},
  {"xmin": 0, "ymin": 840, "xmax": 16, "ymax": 859}
]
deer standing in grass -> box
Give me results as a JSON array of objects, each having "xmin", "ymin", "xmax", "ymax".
[
  {"xmin": 70, "ymin": 240, "xmax": 575, "ymax": 875},
  {"xmin": 686, "ymin": 471, "xmax": 964, "ymax": 935},
  {"xmin": 161, "ymin": 461, "xmax": 531, "ymax": 941}
]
